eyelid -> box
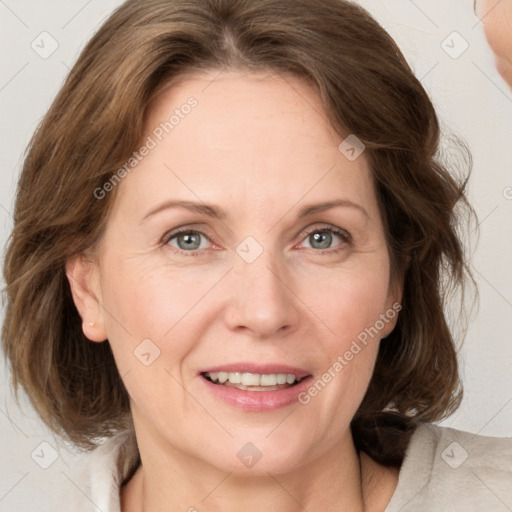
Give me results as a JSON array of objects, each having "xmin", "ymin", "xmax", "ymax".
[
  {"xmin": 298, "ymin": 223, "xmax": 351, "ymax": 242},
  {"xmin": 161, "ymin": 224, "xmax": 216, "ymax": 244},
  {"xmin": 162, "ymin": 222, "xmax": 351, "ymax": 256},
  {"xmin": 161, "ymin": 226, "xmax": 219, "ymax": 258},
  {"xmin": 295, "ymin": 223, "xmax": 352, "ymax": 251}
]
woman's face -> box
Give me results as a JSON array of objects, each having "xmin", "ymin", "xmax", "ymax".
[
  {"xmin": 477, "ymin": 0, "xmax": 512, "ymax": 87},
  {"xmin": 82, "ymin": 70, "xmax": 401, "ymax": 474}
]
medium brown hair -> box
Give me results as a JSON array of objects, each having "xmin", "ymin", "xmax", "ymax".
[{"xmin": 2, "ymin": 0, "xmax": 475, "ymax": 465}]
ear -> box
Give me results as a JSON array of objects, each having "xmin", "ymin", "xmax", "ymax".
[
  {"xmin": 65, "ymin": 254, "xmax": 108, "ymax": 342},
  {"xmin": 381, "ymin": 275, "xmax": 404, "ymax": 339}
]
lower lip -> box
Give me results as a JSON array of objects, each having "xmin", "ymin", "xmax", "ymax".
[{"xmin": 200, "ymin": 375, "xmax": 313, "ymax": 412}]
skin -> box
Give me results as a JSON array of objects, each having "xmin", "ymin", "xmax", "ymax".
[
  {"xmin": 67, "ymin": 69, "xmax": 402, "ymax": 512},
  {"xmin": 477, "ymin": 0, "xmax": 512, "ymax": 87}
]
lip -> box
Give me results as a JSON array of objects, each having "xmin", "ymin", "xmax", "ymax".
[
  {"xmin": 198, "ymin": 363, "xmax": 311, "ymax": 380},
  {"xmin": 198, "ymin": 362, "xmax": 313, "ymax": 412}
]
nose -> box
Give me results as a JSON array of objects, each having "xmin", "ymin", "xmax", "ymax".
[{"xmin": 224, "ymin": 250, "xmax": 301, "ymax": 339}]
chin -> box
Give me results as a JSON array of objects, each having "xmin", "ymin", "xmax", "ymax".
[
  {"xmin": 196, "ymin": 431, "xmax": 315, "ymax": 477},
  {"xmin": 215, "ymin": 451, "xmax": 306, "ymax": 477}
]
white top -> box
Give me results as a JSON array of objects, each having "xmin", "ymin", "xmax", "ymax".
[{"xmin": 61, "ymin": 423, "xmax": 512, "ymax": 511}]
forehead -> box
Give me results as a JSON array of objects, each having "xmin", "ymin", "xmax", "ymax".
[
  {"xmin": 147, "ymin": 69, "xmax": 340, "ymax": 153},
  {"xmin": 115, "ymin": 69, "xmax": 377, "ymax": 220}
]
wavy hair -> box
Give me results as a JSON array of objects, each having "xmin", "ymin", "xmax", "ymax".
[{"xmin": 2, "ymin": 0, "xmax": 476, "ymax": 465}]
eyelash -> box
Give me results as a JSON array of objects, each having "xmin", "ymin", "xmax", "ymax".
[{"xmin": 161, "ymin": 224, "xmax": 351, "ymax": 257}]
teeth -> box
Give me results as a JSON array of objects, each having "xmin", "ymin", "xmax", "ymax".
[
  {"xmin": 260, "ymin": 374, "xmax": 277, "ymax": 386},
  {"xmin": 242, "ymin": 372, "xmax": 261, "ymax": 386},
  {"xmin": 227, "ymin": 372, "xmax": 242, "ymax": 384},
  {"xmin": 286, "ymin": 374, "xmax": 296, "ymax": 384},
  {"xmin": 204, "ymin": 371, "xmax": 302, "ymax": 387}
]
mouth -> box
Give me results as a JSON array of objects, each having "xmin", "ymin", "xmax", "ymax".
[
  {"xmin": 201, "ymin": 371, "xmax": 307, "ymax": 392},
  {"xmin": 199, "ymin": 364, "xmax": 314, "ymax": 411}
]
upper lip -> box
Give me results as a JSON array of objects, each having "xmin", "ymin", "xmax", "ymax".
[{"xmin": 199, "ymin": 363, "xmax": 312, "ymax": 379}]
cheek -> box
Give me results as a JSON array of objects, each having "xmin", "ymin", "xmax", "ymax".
[
  {"xmin": 96, "ymin": 257, "xmax": 211, "ymax": 377},
  {"xmin": 97, "ymin": 264, "xmax": 207, "ymax": 409},
  {"xmin": 100, "ymin": 252, "xmax": 221, "ymax": 336},
  {"xmin": 320, "ymin": 262, "xmax": 393, "ymax": 386},
  {"xmin": 300, "ymin": 255, "xmax": 391, "ymax": 338},
  {"xmin": 312, "ymin": 263, "xmax": 389, "ymax": 397}
]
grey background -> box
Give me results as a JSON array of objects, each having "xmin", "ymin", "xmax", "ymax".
[{"xmin": 1, "ymin": 0, "xmax": 511, "ymax": 510}]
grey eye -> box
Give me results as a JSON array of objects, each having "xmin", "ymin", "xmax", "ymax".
[{"xmin": 309, "ymin": 231, "xmax": 333, "ymax": 249}]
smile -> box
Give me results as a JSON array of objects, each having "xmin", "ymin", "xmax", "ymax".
[
  {"xmin": 199, "ymin": 364, "xmax": 313, "ymax": 411},
  {"xmin": 202, "ymin": 371, "xmax": 304, "ymax": 391}
]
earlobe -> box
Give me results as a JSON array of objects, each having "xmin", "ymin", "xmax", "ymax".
[
  {"xmin": 381, "ymin": 277, "xmax": 403, "ymax": 339},
  {"xmin": 65, "ymin": 255, "xmax": 108, "ymax": 342},
  {"xmin": 378, "ymin": 303, "xmax": 401, "ymax": 340}
]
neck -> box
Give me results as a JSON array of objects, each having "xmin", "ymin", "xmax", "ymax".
[{"xmin": 121, "ymin": 429, "xmax": 379, "ymax": 512}]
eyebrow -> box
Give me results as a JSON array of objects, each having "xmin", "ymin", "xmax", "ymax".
[{"xmin": 141, "ymin": 198, "xmax": 369, "ymax": 222}]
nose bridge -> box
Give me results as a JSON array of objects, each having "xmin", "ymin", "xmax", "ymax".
[{"xmin": 225, "ymin": 244, "xmax": 299, "ymax": 337}]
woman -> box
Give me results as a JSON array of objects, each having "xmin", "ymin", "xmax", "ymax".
[{"xmin": 2, "ymin": 0, "xmax": 511, "ymax": 510}]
